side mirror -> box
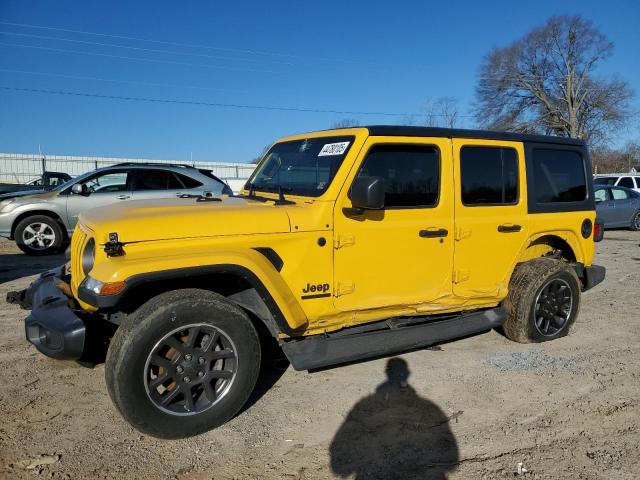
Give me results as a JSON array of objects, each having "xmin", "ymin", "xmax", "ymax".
[
  {"xmin": 71, "ymin": 183, "xmax": 88, "ymax": 195},
  {"xmin": 348, "ymin": 176, "xmax": 385, "ymax": 214}
]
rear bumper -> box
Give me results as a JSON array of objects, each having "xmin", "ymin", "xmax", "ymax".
[
  {"xmin": 583, "ymin": 264, "xmax": 606, "ymax": 291},
  {"xmin": 7, "ymin": 266, "xmax": 86, "ymax": 360}
]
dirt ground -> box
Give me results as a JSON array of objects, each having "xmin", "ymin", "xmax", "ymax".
[{"xmin": 0, "ymin": 232, "xmax": 639, "ymax": 480}]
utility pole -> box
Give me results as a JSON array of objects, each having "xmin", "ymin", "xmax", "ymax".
[{"xmin": 38, "ymin": 144, "xmax": 46, "ymax": 174}]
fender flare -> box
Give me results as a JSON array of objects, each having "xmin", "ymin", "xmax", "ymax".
[{"xmin": 81, "ymin": 250, "xmax": 309, "ymax": 337}]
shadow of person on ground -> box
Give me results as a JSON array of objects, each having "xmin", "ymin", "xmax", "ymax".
[
  {"xmin": 330, "ymin": 357, "xmax": 459, "ymax": 480},
  {"xmin": 0, "ymin": 253, "xmax": 66, "ymax": 285}
]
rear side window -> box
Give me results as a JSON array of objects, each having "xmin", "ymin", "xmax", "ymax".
[
  {"xmin": 133, "ymin": 170, "xmax": 173, "ymax": 190},
  {"xmin": 611, "ymin": 188, "xmax": 629, "ymax": 200},
  {"xmin": 356, "ymin": 144, "xmax": 440, "ymax": 208},
  {"xmin": 174, "ymin": 173, "xmax": 202, "ymax": 189},
  {"xmin": 460, "ymin": 146, "xmax": 518, "ymax": 205},
  {"xmin": 532, "ymin": 149, "xmax": 586, "ymax": 203},
  {"xmin": 618, "ymin": 177, "xmax": 634, "ymax": 189},
  {"xmin": 198, "ymin": 169, "xmax": 223, "ymax": 183}
]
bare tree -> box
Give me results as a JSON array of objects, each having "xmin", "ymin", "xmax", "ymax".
[
  {"xmin": 424, "ymin": 97, "xmax": 460, "ymax": 128},
  {"xmin": 590, "ymin": 140, "xmax": 640, "ymax": 173},
  {"xmin": 475, "ymin": 15, "xmax": 634, "ymax": 144},
  {"xmin": 331, "ymin": 118, "xmax": 360, "ymax": 129}
]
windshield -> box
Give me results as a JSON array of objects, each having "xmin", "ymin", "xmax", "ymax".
[
  {"xmin": 54, "ymin": 171, "xmax": 98, "ymax": 192},
  {"xmin": 247, "ymin": 136, "xmax": 355, "ymax": 197}
]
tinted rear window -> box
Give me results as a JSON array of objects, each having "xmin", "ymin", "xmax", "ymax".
[
  {"xmin": 594, "ymin": 177, "xmax": 617, "ymax": 185},
  {"xmin": 532, "ymin": 149, "xmax": 587, "ymax": 203},
  {"xmin": 175, "ymin": 172, "xmax": 202, "ymax": 189},
  {"xmin": 618, "ymin": 177, "xmax": 635, "ymax": 189},
  {"xmin": 198, "ymin": 169, "xmax": 224, "ymax": 183}
]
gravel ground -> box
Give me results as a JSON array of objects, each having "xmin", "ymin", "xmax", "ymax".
[{"xmin": 0, "ymin": 232, "xmax": 638, "ymax": 479}]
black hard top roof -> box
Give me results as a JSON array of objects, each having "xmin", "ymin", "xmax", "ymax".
[{"xmin": 362, "ymin": 125, "xmax": 584, "ymax": 146}]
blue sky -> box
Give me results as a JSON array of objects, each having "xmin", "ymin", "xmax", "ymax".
[{"xmin": 0, "ymin": 0, "xmax": 638, "ymax": 163}]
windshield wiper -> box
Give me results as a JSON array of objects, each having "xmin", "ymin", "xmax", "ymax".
[
  {"xmin": 238, "ymin": 182, "xmax": 295, "ymax": 205},
  {"xmin": 235, "ymin": 181, "xmax": 269, "ymax": 202},
  {"xmin": 274, "ymin": 186, "xmax": 295, "ymax": 205}
]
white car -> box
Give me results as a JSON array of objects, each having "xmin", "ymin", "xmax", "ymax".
[{"xmin": 594, "ymin": 174, "xmax": 640, "ymax": 192}]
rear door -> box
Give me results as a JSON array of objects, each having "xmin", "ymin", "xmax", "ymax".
[
  {"xmin": 610, "ymin": 187, "xmax": 636, "ymax": 225},
  {"xmin": 452, "ymin": 139, "xmax": 528, "ymax": 298},
  {"xmin": 130, "ymin": 169, "xmax": 203, "ymax": 201}
]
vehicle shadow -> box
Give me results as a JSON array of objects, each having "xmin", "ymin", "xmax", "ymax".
[
  {"xmin": 329, "ymin": 358, "xmax": 459, "ymax": 480},
  {"xmin": 0, "ymin": 253, "xmax": 66, "ymax": 285},
  {"xmin": 237, "ymin": 318, "xmax": 290, "ymax": 416}
]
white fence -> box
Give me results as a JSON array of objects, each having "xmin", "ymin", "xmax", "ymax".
[{"xmin": 0, "ymin": 152, "xmax": 256, "ymax": 192}]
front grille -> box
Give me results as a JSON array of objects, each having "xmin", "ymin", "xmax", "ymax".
[{"xmin": 70, "ymin": 225, "xmax": 89, "ymax": 294}]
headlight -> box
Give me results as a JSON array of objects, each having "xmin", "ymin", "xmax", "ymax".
[
  {"xmin": 80, "ymin": 275, "xmax": 126, "ymax": 297},
  {"xmin": 82, "ymin": 276, "xmax": 103, "ymax": 294},
  {"xmin": 82, "ymin": 238, "xmax": 95, "ymax": 275},
  {"xmin": 0, "ymin": 199, "xmax": 16, "ymax": 212}
]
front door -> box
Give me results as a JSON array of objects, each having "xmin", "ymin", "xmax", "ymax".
[
  {"xmin": 333, "ymin": 137, "xmax": 454, "ymax": 312},
  {"xmin": 65, "ymin": 170, "xmax": 134, "ymax": 228},
  {"xmin": 452, "ymin": 139, "xmax": 529, "ymax": 298}
]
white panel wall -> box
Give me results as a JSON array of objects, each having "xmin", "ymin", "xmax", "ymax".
[{"xmin": 0, "ymin": 153, "xmax": 256, "ymax": 192}]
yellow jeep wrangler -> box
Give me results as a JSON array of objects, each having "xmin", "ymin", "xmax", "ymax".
[{"xmin": 10, "ymin": 126, "xmax": 605, "ymax": 438}]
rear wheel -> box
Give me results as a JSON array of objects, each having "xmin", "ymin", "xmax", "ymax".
[
  {"xmin": 502, "ymin": 258, "xmax": 580, "ymax": 343},
  {"xmin": 630, "ymin": 210, "xmax": 640, "ymax": 231},
  {"xmin": 14, "ymin": 215, "xmax": 64, "ymax": 256},
  {"xmin": 105, "ymin": 289, "xmax": 261, "ymax": 439}
]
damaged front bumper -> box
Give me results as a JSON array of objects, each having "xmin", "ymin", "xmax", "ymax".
[{"xmin": 7, "ymin": 266, "xmax": 86, "ymax": 360}]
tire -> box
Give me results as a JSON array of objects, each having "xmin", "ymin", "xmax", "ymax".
[
  {"xmin": 105, "ymin": 289, "xmax": 261, "ymax": 439},
  {"xmin": 630, "ymin": 210, "xmax": 640, "ymax": 231},
  {"xmin": 502, "ymin": 258, "xmax": 580, "ymax": 343},
  {"xmin": 14, "ymin": 214, "xmax": 65, "ymax": 256}
]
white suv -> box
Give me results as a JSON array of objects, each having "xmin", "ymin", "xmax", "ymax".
[{"xmin": 594, "ymin": 174, "xmax": 640, "ymax": 192}]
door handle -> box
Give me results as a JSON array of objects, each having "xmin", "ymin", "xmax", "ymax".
[
  {"xmin": 497, "ymin": 224, "xmax": 522, "ymax": 233},
  {"xmin": 419, "ymin": 228, "xmax": 448, "ymax": 238},
  {"xmin": 117, "ymin": 194, "xmax": 130, "ymax": 200}
]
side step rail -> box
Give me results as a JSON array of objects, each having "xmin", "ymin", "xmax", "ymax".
[{"xmin": 282, "ymin": 307, "xmax": 506, "ymax": 371}]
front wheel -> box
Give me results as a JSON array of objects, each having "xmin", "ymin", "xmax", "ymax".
[
  {"xmin": 105, "ymin": 289, "xmax": 261, "ymax": 439},
  {"xmin": 15, "ymin": 215, "xmax": 65, "ymax": 255},
  {"xmin": 502, "ymin": 258, "xmax": 580, "ymax": 343}
]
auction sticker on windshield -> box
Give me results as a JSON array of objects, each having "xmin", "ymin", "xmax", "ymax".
[{"xmin": 318, "ymin": 142, "xmax": 350, "ymax": 156}]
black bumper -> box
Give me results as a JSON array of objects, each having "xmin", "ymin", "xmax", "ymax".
[
  {"xmin": 7, "ymin": 266, "xmax": 86, "ymax": 360},
  {"xmin": 583, "ymin": 264, "xmax": 606, "ymax": 291}
]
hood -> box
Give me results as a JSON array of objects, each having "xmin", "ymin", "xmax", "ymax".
[
  {"xmin": 0, "ymin": 189, "xmax": 53, "ymax": 201},
  {"xmin": 80, "ymin": 196, "xmax": 292, "ymax": 243}
]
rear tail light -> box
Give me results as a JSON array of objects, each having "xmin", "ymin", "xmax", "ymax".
[{"xmin": 593, "ymin": 219, "xmax": 604, "ymax": 242}]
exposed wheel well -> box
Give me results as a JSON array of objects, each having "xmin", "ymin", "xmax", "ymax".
[
  {"xmin": 11, "ymin": 210, "xmax": 68, "ymax": 240},
  {"xmin": 115, "ymin": 272, "xmax": 281, "ymax": 338},
  {"xmin": 523, "ymin": 235, "xmax": 577, "ymax": 263}
]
